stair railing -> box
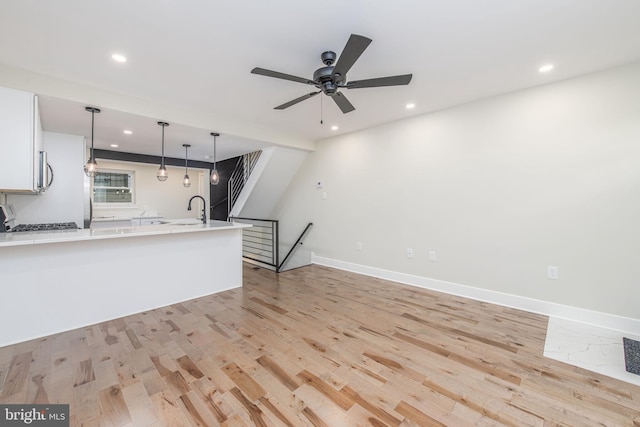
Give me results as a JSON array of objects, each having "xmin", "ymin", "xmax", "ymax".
[
  {"xmin": 227, "ymin": 150, "xmax": 262, "ymax": 217},
  {"xmin": 231, "ymin": 217, "xmax": 313, "ymax": 272},
  {"xmin": 277, "ymin": 222, "xmax": 314, "ymax": 272}
]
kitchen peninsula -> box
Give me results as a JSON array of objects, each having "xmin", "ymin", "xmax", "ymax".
[{"xmin": 0, "ymin": 220, "xmax": 250, "ymax": 347}]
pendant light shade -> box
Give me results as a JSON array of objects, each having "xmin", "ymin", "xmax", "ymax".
[
  {"xmin": 84, "ymin": 107, "xmax": 101, "ymax": 177},
  {"xmin": 157, "ymin": 121, "xmax": 169, "ymax": 182},
  {"xmin": 210, "ymin": 132, "xmax": 220, "ymax": 185},
  {"xmin": 182, "ymin": 144, "xmax": 191, "ymax": 188}
]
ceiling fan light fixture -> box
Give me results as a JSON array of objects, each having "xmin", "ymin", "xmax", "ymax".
[
  {"xmin": 157, "ymin": 121, "xmax": 169, "ymax": 182},
  {"xmin": 84, "ymin": 106, "xmax": 101, "ymax": 177}
]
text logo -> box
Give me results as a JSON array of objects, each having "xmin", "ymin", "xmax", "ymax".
[{"xmin": 0, "ymin": 405, "xmax": 69, "ymax": 426}]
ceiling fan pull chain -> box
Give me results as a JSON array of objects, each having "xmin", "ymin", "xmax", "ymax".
[{"xmin": 320, "ymin": 94, "xmax": 323, "ymax": 125}]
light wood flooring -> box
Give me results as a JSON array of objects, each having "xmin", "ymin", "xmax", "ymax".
[{"xmin": 1, "ymin": 263, "xmax": 639, "ymax": 426}]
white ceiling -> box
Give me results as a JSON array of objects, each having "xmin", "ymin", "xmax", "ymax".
[{"xmin": 1, "ymin": 0, "xmax": 640, "ymax": 161}]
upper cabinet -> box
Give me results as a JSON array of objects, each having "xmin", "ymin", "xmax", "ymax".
[{"xmin": 0, "ymin": 86, "xmax": 44, "ymax": 193}]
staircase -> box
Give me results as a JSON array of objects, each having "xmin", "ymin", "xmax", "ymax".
[
  {"xmin": 228, "ymin": 146, "xmax": 308, "ymax": 218},
  {"xmin": 226, "ymin": 146, "xmax": 312, "ymax": 272},
  {"xmin": 227, "ymin": 150, "xmax": 262, "ymax": 217}
]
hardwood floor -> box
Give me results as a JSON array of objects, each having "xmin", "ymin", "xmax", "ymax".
[{"xmin": 1, "ymin": 263, "xmax": 639, "ymax": 426}]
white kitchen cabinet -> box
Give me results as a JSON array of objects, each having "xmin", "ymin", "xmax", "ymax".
[{"xmin": 0, "ymin": 86, "xmax": 43, "ymax": 193}]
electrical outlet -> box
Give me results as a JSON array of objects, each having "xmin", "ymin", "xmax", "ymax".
[
  {"xmin": 406, "ymin": 248, "xmax": 414, "ymax": 258},
  {"xmin": 428, "ymin": 251, "xmax": 436, "ymax": 262},
  {"xmin": 547, "ymin": 266, "xmax": 559, "ymax": 280},
  {"xmin": 356, "ymin": 242, "xmax": 362, "ymax": 251}
]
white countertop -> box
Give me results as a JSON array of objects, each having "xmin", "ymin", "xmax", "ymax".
[
  {"xmin": 0, "ymin": 220, "xmax": 251, "ymax": 247},
  {"xmin": 92, "ymin": 215, "xmax": 163, "ymax": 222}
]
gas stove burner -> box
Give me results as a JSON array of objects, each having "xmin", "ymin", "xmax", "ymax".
[{"xmin": 11, "ymin": 222, "xmax": 79, "ymax": 232}]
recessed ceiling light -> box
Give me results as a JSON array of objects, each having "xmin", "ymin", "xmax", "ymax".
[
  {"xmin": 539, "ymin": 64, "xmax": 554, "ymax": 73},
  {"xmin": 204, "ymin": 155, "xmax": 211, "ymax": 159},
  {"xmin": 111, "ymin": 53, "xmax": 127, "ymax": 63},
  {"xmin": 123, "ymin": 130, "xmax": 132, "ymax": 135},
  {"xmin": 406, "ymin": 103, "xmax": 415, "ymax": 109},
  {"xmin": 110, "ymin": 144, "xmax": 119, "ymax": 148},
  {"xmin": 331, "ymin": 125, "xmax": 338, "ymax": 131}
]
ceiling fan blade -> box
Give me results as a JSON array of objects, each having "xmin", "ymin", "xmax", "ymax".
[
  {"xmin": 251, "ymin": 67, "xmax": 315, "ymax": 85},
  {"xmin": 332, "ymin": 34, "xmax": 372, "ymax": 80},
  {"xmin": 332, "ymin": 92, "xmax": 355, "ymax": 114},
  {"xmin": 275, "ymin": 91, "xmax": 321, "ymax": 110},
  {"xmin": 347, "ymin": 74, "xmax": 413, "ymax": 89}
]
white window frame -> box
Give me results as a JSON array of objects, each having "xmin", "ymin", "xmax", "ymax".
[{"xmin": 92, "ymin": 168, "xmax": 136, "ymax": 207}]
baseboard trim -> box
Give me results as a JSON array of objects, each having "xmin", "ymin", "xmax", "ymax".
[{"xmin": 311, "ymin": 255, "xmax": 640, "ymax": 335}]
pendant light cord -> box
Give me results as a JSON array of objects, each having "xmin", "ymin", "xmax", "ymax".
[
  {"xmin": 161, "ymin": 125, "xmax": 165, "ymax": 167},
  {"xmin": 184, "ymin": 145, "xmax": 188, "ymax": 173},
  {"xmin": 90, "ymin": 109, "xmax": 95, "ymax": 157}
]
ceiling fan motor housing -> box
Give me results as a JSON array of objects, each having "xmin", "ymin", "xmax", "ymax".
[
  {"xmin": 313, "ymin": 64, "xmax": 342, "ymax": 95},
  {"xmin": 321, "ymin": 51, "xmax": 336, "ymax": 65}
]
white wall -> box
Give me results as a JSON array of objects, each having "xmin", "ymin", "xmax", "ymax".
[
  {"xmin": 93, "ymin": 160, "xmax": 210, "ymax": 220},
  {"xmin": 273, "ymin": 61, "xmax": 640, "ymax": 322}
]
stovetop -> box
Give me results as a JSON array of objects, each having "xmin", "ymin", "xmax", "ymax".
[{"xmin": 11, "ymin": 222, "xmax": 79, "ymax": 232}]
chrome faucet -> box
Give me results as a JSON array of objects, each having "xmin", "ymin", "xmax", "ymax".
[{"xmin": 187, "ymin": 195, "xmax": 207, "ymax": 225}]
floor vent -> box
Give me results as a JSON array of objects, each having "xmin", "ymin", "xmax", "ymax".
[{"xmin": 623, "ymin": 337, "xmax": 640, "ymax": 376}]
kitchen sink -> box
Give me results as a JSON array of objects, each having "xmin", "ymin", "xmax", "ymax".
[{"xmin": 159, "ymin": 218, "xmax": 203, "ymax": 226}]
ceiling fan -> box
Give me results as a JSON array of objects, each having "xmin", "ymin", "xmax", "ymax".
[{"xmin": 251, "ymin": 34, "xmax": 413, "ymax": 114}]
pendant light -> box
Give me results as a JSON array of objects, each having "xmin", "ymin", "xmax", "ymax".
[
  {"xmin": 210, "ymin": 132, "xmax": 220, "ymax": 185},
  {"xmin": 84, "ymin": 106, "xmax": 101, "ymax": 177},
  {"xmin": 156, "ymin": 121, "xmax": 169, "ymax": 181},
  {"xmin": 182, "ymin": 144, "xmax": 191, "ymax": 188}
]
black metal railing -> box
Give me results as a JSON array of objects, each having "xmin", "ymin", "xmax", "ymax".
[
  {"xmin": 232, "ymin": 217, "xmax": 313, "ymax": 272},
  {"xmin": 278, "ymin": 222, "xmax": 313, "ymax": 271},
  {"xmin": 232, "ymin": 217, "xmax": 279, "ymax": 268},
  {"xmin": 228, "ymin": 151, "xmax": 262, "ymax": 216}
]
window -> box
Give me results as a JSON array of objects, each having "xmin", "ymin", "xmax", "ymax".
[{"xmin": 93, "ymin": 170, "xmax": 135, "ymax": 204}]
